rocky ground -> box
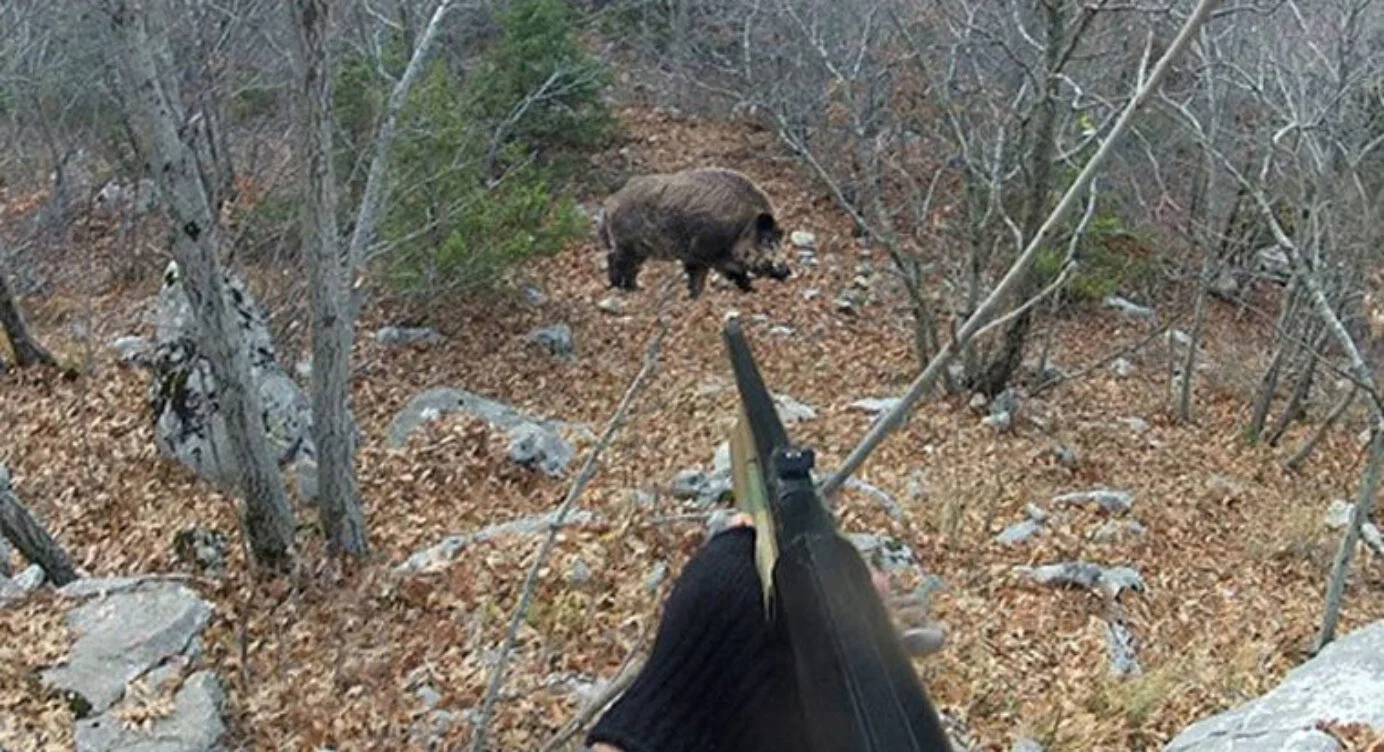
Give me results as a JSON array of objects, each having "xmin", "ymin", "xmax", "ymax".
[{"xmin": 2, "ymin": 106, "xmax": 1383, "ymax": 751}]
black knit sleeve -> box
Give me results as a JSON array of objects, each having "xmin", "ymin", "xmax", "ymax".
[{"xmin": 586, "ymin": 526, "xmax": 810, "ymax": 752}]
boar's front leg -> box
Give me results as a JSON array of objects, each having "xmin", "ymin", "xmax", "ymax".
[
  {"xmin": 716, "ymin": 259, "xmax": 755, "ymax": 292},
  {"xmin": 607, "ymin": 244, "xmax": 642, "ymax": 291},
  {"xmin": 684, "ymin": 262, "xmax": 710, "ymax": 299}
]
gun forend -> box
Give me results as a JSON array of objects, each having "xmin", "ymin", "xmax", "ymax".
[{"xmin": 721, "ymin": 316, "xmax": 952, "ymax": 752}]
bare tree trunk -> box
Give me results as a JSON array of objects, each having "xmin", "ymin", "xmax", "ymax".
[
  {"xmin": 0, "ymin": 465, "xmax": 78, "ymax": 587},
  {"xmin": 1248, "ymin": 280, "xmax": 1302, "ymax": 442},
  {"xmin": 1180, "ymin": 256, "xmax": 1211, "ymax": 422},
  {"xmin": 106, "ymin": 0, "xmax": 296, "ymax": 571},
  {"xmin": 972, "ymin": 0, "xmax": 1066, "ymax": 397},
  {"xmin": 292, "ymin": 0, "xmax": 369, "ymax": 557},
  {"xmin": 1180, "ymin": 105, "xmax": 1219, "ymax": 423},
  {"xmin": 0, "ymin": 260, "xmax": 56, "ymax": 368},
  {"xmin": 1266, "ymin": 324, "xmax": 1325, "ymax": 446},
  {"xmin": 1317, "ymin": 426, "xmax": 1384, "ymax": 652},
  {"xmin": 1284, "ymin": 386, "xmax": 1358, "ymax": 472}
]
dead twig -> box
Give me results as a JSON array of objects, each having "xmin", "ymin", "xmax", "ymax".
[{"xmin": 538, "ymin": 645, "xmax": 649, "ymax": 752}]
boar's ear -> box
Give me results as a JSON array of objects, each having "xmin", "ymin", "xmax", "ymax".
[{"xmin": 755, "ymin": 212, "xmax": 782, "ymax": 244}]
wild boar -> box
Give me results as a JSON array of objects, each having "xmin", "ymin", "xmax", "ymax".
[{"xmin": 597, "ymin": 167, "xmax": 791, "ymax": 299}]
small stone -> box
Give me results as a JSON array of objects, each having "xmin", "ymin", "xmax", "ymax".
[
  {"xmin": 1104, "ymin": 295, "xmax": 1155, "ymax": 319},
  {"xmin": 109, "ymin": 335, "xmax": 151, "ymax": 366},
  {"xmin": 774, "ymin": 393, "xmax": 818, "ymax": 424},
  {"xmin": 1053, "ymin": 443, "xmax": 1079, "ymax": 468},
  {"xmin": 1169, "ymin": 329, "xmax": 1194, "ymax": 347},
  {"xmin": 376, "ymin": 326, "xmax": 443, "ymax": 346},
  {"xmin": 628, "ymin": 489, "xmax": 657, "ymax": 509},
  {"xmin": 597, "ymin": 296, "xmax": 624, "ymax": 315},
  {"xmin": 712, "ymin": 442, "xmax": 731, "ymax": 476},
  {"xmin": 982, "ymin": 411, "xmax": 1013, "ymax": 432},
  {"xmin": 568, "ymin": 559, "xmax": 592, "ymax": 588},
  {"xmin": 1092, "ymin": 519, "xmax": 1148, "ymax": 543},
  {"xmin": 12, "ymin": 564, "xmax": 44, "ymax": 592},
  {"xmin": 849, "ymin": 397, "xmax": 900, "ymax": 415},
  {"xmin": 417, "ymin": 684, "xmax": 443, "ymax": 710},
  {"xmin": 1012, "ymin": 738, "xmax": 1045, "ymax": 752},
  {"xmin": 803, "ymin": 288, "xmax": 823, "ymax": 301},
  {"xmin": 968, "ymin": 393, "xmax": 988, "ymax": 412},
  {"xmin": 526, "ymin": 323, "xmax": 575, "ymax": 359},
  {"xmin": 1325, "ymin": 499, "xmax": 1353, "ymax": 529},
  {"xmin": 1120, "ymin": 416, "xmax": 1151, "ymax": 434},
  {"xmin": 1362, "ymin": 523, "xmax": 1384, "ymax": 556},
  {"xmin": 836, "ymin": 291, "xmax": 863, "ymax": 315},
  {"xmin": 790, "ymin": 231, "xmax": 817, "ymax": 249},
  {"xmin": 997, "ymin": 519, "xmax": 1043, "ymax": 546},
  {"xmin": 1051, "ymin": 489, "xmax": 1135, "ymax": 515},
  {"xmin": 670, "ymin": 470, "xmax": 708, "ymax": 500},
  {"xmin": 522, "ymin": 285, "xmax": 548, "ymax": 306},
  {"xmin": 1111, "ymin": 358, "xmax": 1135, "ymax": 378},
  {"xmin": 645, "ymin": 561, "xmax": 669, "ymax": 595},
  {"xmin": 900, "ymin": 626, "xmax": 947, "ymax": 657}
]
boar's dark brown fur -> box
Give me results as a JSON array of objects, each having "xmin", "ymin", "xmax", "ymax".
[{"xmin": 597, "ymin": 167, "xmax": 791, "ymax": 299}]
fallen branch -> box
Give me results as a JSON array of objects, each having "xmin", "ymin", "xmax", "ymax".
[
  {"xmin": 469, "ymin": 288, "xmax": 672, "ymax": 752},
  {"xmin": 819, "ymin": 0, "xmax": 1222, "ymax": 498},
  {"xmin": 1283, "ymin": 386, "xmax": 1358, "ymax": 472},
  {"xmin": 538, "ymin": 649, "xmax": 648, "ymax": 752},
  {"xmin": 0, "ymin": 465, "xmax": 78, "ymax": 587},
  {"xmin": 1029, "ymin": 319, "xmax": 1175, "ymax": 397}
]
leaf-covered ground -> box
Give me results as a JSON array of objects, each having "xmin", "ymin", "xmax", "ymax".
[{"xmin": 2, "ymin": 106, "xmax": 1383, "ymax": 751}]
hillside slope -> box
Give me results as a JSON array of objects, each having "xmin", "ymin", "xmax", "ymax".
[{"xmin": 2, "ymin": 105, "xmax": 1381, "ymax": 751}]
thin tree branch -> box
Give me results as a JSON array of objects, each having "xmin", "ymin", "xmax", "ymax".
[
  {"xmin": 469, "ymin": 285, "xmax": 674, "ymax": 752},
  {"xmin": 346, "ymin": 0, "xmax": 462, "ymax": 276}
]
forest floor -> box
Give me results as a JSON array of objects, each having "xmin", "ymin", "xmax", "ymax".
[{"xmin": 3, "ymin": 105, "xmax": 1384, "ymax": 752}]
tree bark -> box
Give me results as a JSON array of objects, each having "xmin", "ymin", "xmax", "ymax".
[
  {"xmin": 1266, "ymin": 324, "xmax": 1325, "ymax": 446},
  {"xmin": 0, "ymin": 465, "xmax": 78, "ymax": 586},
  {"xmin": 292, "ymin": 0, "xmax": 369, "ymax": 557},
  {"xmin": 0, "ymin": 261, "xmax": 57, "ymax": 368},
  {"xmin": 1247, "ymin": 279, "xmax": 1302, "ymax": 442},
  {"xmin": 106, "ymin": 0, "xmax": 296, "ymax": 571}
]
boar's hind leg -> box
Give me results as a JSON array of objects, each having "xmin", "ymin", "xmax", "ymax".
[{"xmin": 684, "ymin": 262, "xmax": 710, "ymax": 299}]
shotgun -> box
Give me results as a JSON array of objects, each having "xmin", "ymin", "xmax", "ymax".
[{"xmin": 723, "ymin": 316, "xmax": 951, "ymax": 752}]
